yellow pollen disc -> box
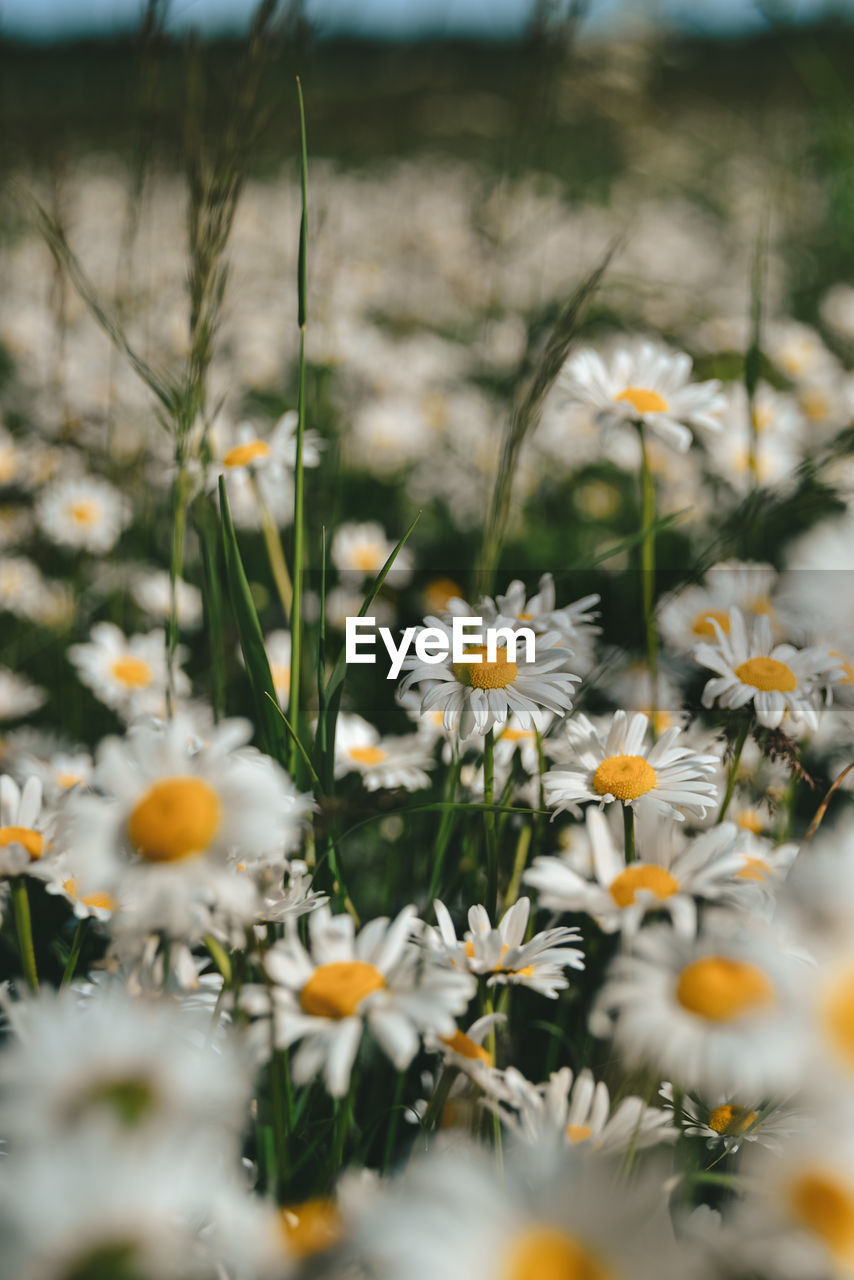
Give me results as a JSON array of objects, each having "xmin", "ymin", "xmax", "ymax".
[
  {"xmin": 69, "ymin": 500, "xmax": 99, "ymax": 526},
  {"xmin": 737, "ymin": 856, "xmax": 771, "ymax": 881},
  {"xmin": 801, "ymin": 389, "xmax": 830, "ymax": 422},
  {"xmin": 676, "ymin": 956, "xmax": 775, "ymax": 1022},
  {"xmin": 300, "ymin": 961, "xmax": 386, "ymax": 1019},
  {"xmin": 790, "ymin": 1171, "xmax": 854, "ymax": 1260},
  {"xmin": 270, "ymin": 663, "xmax": 291, "ymax": 694},
  {"xmin": 750, "ymin": 595, "xmax": 774, "ymax": 618},
  {"xmin": 830, "ymin": 652, "xmax": 854, "ymax": 686},
  {"xmin": 737, "ymin": 810, "xmax": 765, "ymax": 835},
  {"xmin": 279, "ymin": 1199, "xmax": 342, "ymax": 1259},
  {"xmin": 425, "ymin": 578, "xmax": 462, "ymax": 612},
  {"xmin": 734, "ymin": 656, "xmax": 797, "ymax": 693},
  {"xmin": 56, "ymin": 772, "xmax": 83, "ymax": 789},
  {"xmin": 110, "ymin": 656, "xmax": 153, "ymax": 689},
  {"xmin": 0, "ymin": 825, "xmax": 43, "ymax": 860},
  {"xmin": 822, "ymin": 970, "xmax": 854, "ymax": 1073},
  {"xmin": 609, "ymin": 863, "xmax": 679, "ymax": 908},
  {"xmin": 352, "ymin": 545, "xmax": 385, "ymax": 572},
  {"xmin": 691, "ymin": 608, "xmax": 731, "ymax": 639},
  {"xmin": 707, "ymin": 1103, "xmax": 757, "ymax": 1136},
  {"xmin": 614, "ymin": 386, "xmax": 669, "ymax": 415},
  {"xmin": 501, "ymin": 727, "xmax": 535, "ymax": 743},
  {"xmin": 592, "ymin": 754, "xmax": 657, "ymax": 802},
  {"xmin": 453, "ymin": 645, "xmax": 518, "ymax": 690},
  {"xmin": 223, "ymin": 439, "xmax": 271, "ymax": 468},
  {"xmin": 127, "ymin": 776, "xmax": 221, "ymax": 863},
  {"xmin": 440, "ymin": 1029, "xmax": 493, "ymax": 1065},
  {"xmin": 517, "ymin": 611, "xmax": 534, "ymax": 621},
  {"xmin": 348, "ymin": 745, "xmax": 388, "ymax": 767},
  {"xmin": 505, "ymin": 1226, "xmax": 613, "ymax": 1280},
  {"xmin": 567, "ymin": 1124, "xmax": 592, "ymax": 1145},
  {"xmin": 62, "ymin": 879, "xmax": 115, "ymax": 910}
]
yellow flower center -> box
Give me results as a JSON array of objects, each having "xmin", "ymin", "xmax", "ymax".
[
  {"xmin": 126, "ymin": 777, "xmax": 221, "ymax": 863},
  {"xmin": 830, "ymin": 652, "xmax": 854, "ymax": 686},
  {"xmin": 0, "ymin": 825, "xmax": 43, "ymax": 860},
  {"xmin": 110, "ymin": 656, "xmax": 153, "ymax": 689},
  {"xmin": 676, "ymin": 956, "xmax": 775, "ymax": 1022},
  {"xmin": 69, "ymin": 500, "xmax": 99, "ymax": 526},
  {"xmin": 737, "ymin": 856, "xmax": 771, "ymax": 881},
  {"xmin": 300, "ymin": 961, "xmax": 386, "ymax": 1019},
  {"xmin": 609, "ymin": 864, "xmax": 679, "ymax": 908},
  {"xmin": 734, "ymin": 657, "xmax": 797, "ymax": 693},
  {"xmin": 592, "ymin": 754, "xmax": 657, "ymax": 802},
  {"xmin": 790, "ymin": 1171, "xmax": 854, "ymax": 1261},
  {"xmin": 440, "ymin": 1029, "xmax": 493, "ymax": 1065},
  {"xmin": 352, "ymin": 544, "xmax": 386, "ymax": 572},
  {"xmin": 737, "ymin": 810, "xmax": 765, "ymax": 835},
  {"xmin": 348, "ymin": 745, "xmax": 388, "ymax": 767},
  {"xmin": 505, "ymin": 1226, "xmax": 613, "ymax": 1280},
  {"xmin": 614, "ymin": 386, "xmax": 669, "ymax": 415},
  {"xmin": 691, "ymin": 608, "xmax": 731, "ymax": 639},
  {"xmin": 822, "ymin": 969, "xmax": 854, "ymax": 1073},
  {"xmin": 453, "ymin": 646, "xmax": 518, "ymax": 690},
  {"xmin": 750, "ymin": 594, "xmax": 774, "ymax": 618},
  {"xmin": 424, "ymin": 578, "xmax": 462, "ymax": 612},
  {"xmin": 56, "ymin": 771, "xmax": 84, "ymax": 789},
  {"xmin": 501, "ymin": 727, "xmax": 536, "ymax": 743},
  {"xmin": 223, "ymin": 439, "xmax": 271, "ymax": 467},
  {"xmin": 707, "ymin": 1103, "xmax": 757, "ymax": 1135},
  {"xmin": 270, "ymin": 662, "xmax": 291, "ymax": 695},
  {"xmin": 279, "ymin": 1199, "xmax": 342, "ymax": 1260},
  {"xmin": 62, "ymin": 878, "xmax": 115, "ymax": 911},
  {"xmin": 567, "ymin": 1124, "xmax": 593, "ymax": 1145}
]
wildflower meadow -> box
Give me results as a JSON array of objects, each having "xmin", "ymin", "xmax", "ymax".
[{"xmin": 4, "ymin": 2, "xmax": 854, "ymax": 1277}]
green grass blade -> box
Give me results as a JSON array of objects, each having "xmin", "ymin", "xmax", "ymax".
[{"xmin": 192, "ymin": 494, "xmax": 227, "ymax": 721}]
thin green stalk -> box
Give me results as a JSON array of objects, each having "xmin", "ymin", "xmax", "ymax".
[
  {"xmin": 270, "ymin": 1048, "xmax": 292, "ymax": 1191},
  {"xmin": 330, "ymin": 1074, "xmax": 356, "ymax": 1181},
  {"xmin": 167, "ymin": 463, "xmax": 193, "ymax": 717},
  {"xmin": 288, "ymin": 78, "xmax": 309, "ymax": 785},
  {"xmin": 504, "ymin": 824, "xmax": 533, "ymax": 910},
  {"xmin": 483, "ymin": 729, "xmax": 498, "ymax": 917},
  {"xmin": 637, "ymin": 424, "xmax": 659, "ymax": 738},
  {"xmin": 718, "ymin": 719, "xmax": 751, "ymax": 823},
  {"xmin": 623, "ymin": 803, "xmax": 635, "ymax": 864},
  {"xmin": 12, "ymin": 878, "xmax": 38, "ymax": 992},
  {"xmin": 252, "ymin": 473, "xmax": 293, "ymax": 618},
  {"xmin": 203, "ymin": 933, "xmax": 232, "ymax": 984},
  {"xmin": 382, "ymin": 1070, "xmax": 407, "ymax": 1173},
  {"xmin": 61, "ymin": 917, "xmax": 88, "ymax": 988},
  {"xmin": 428, "ymin": 755, "xmax": 462, "ymax": 901},
  {"xmin": 421, "ymin": 1067, "xmax": 455, "ymax": 1134}
]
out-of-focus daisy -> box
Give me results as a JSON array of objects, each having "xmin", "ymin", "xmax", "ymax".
[
  {"xmin": 0, "ymin": 774, "xmax": 53, "ymax": 878},
  {"xmin": 331, "ymin": 520, "xmax": 413, "ymax": 585},
  {"xmin": 35, "ymin": 473, "xmax": 130, "ymax": 553},
  {"xmin": 428, "ymin": 897, "xmax": 585, "ymax": 998},
  {"xmin": 424, "ymin": 1011, "xmax": 505, "ymax": 1085},
  {"xmin": 657, "ymin": 560, "xmax": 779, "ymax": 653},
  {"xmin": 399, "ymin": 620, "xmax": 579, "ymax": 740},
  {"xmin": 68, "ymin": 623, "xmax": 189, "ymax": 721},
  {"xmin": 264, "ymin": 629, "xmax": 291, "ymax": 708},
  {"xmin": 0, "ymin": 668, "xmax": 46, "ymax": 720},
  {"xmin": 525, "ymin": 807, "xmax": 751, "ymax": 938},
  {"xmin": 708, "ymin": 383, "xmax": 803, "ymax": 496},
  {"xmin": 130, "ymin": 569, "xmax": 203, "ymax": 631},
  {"xmin": 260, "ymin": 905, "xmax": 475, "ymax": 1097},
  {"xmin": 544, "ymin": 710, "xmax": 719, "ymax": 823},
  {"xmin": 493, "ymin": 707, "xmax": 552, "ymax": 776},
  {"xmin": 658, "ymin": 1082, "xmax": 802, "ymax": 1154},
  {"xmin": 559, "ymin": 341, "xmax": 725, "ymax": 451},
  {"xmin": 590, "ymin": 920, "xmax": 806, "ymax": 1096},
  {"xmin": 488, "ymin": 1064, "xmax": 677, "ymax": 1155},
  {"xmin": 214, "ymin": 409, "xmax": 323, "ymax": 530},
  {"xmin": 334, "ymin": 713, "xmax": 434, "ymax": 792},
  {"xmin": 695, "ymin": 607, "xmax": 843, "ymax": 730},
  {"xmin": 765, "ymin": 318, "xmax": 840, "ymax": 384}
]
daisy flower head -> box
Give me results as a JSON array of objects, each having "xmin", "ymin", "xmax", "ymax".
[
  {"xmin": 424, "ymin": 1011, "xmax": 505, "ymax": 1084},
  {"xmin": 68, "ymin": 623, "xmax": 189, "ymax": 722},
  {"xmin": 525, "ymin": 807, "xmax": 753, "ymax": 939},
  {"xmin": 559, "ymin": 340, "xmax": 726, "ymax": 452},
  {"xmin": 334, "ymin": 713, "xmax": 434, "ymax": 792},
  {"xmin": 262, "ymin": 905, "xmax": 476, "ymax": 1097},
  {"xmin": 331, "ymin": 520, "xmax": 413, "ymax": 586},
  {"xmin": 657, "ymin": 560, "xmax": 779, "ymax": 653},
  {"xmin": 695, "ymin": 607, "xmax": 843, "ymax": 730},
  {"xmin": 0, "ymin": 774, "xmax": 53, "ymax": 878},
  {"xmin": 214, "ymin": 409, "xmax": 323, "ymax": 530},
  {"xmin": 130, "ymin": 569, "xmax": 203, "ymax": 631},
  {"xmin": 487, "ymin": 574, "xmax": 601, "ymax": 671},
  {"xmin": 0, "ymin": 668, "xmax": 46, "ymax": 720},
  {"xmin": 398, "ymin": 618, "xmax": 579, "ymax": 740},
  {"xmin": 35, "ymin": 473, "xmax": 130, "ymax": 553},
  {"xmin": 543, "ymin": 710, "xmax": 719, "ymax": 823},
  {"xmin": 428, "ymin": 896, "xmax": 585, "ymax": 998},
  {"xmin": 590, "ymin": 919, "xmax": 807, "ymax": 1097},
  {"xmin": 488, "ymin": 1064, "xmax": 677, "ymax": 1156},
  {"xmin": 658, "ymin": 1082, "xmax": 802, "ymax": 1156}
]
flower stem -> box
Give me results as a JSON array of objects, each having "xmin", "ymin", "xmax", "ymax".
[
  {"xmin": 623, "ymin": 803, "xmax": 636, "ymax": 864},
  {"xmin": 717, "ymin": 719, "xmax": 751, "ymax": 823},
  {"xmin": 251, "ymin": 474, "xmax": 293, "ymax": 619},
  {"xmin": 483, "ymin": 729, "xmax": 498, "ymax": 917},
  {"xmin": 382, "ymin": 1069, "xmax": 407, "ymax": 1173},
  {"xmin": 429, "ymin": 755, "xmax": 462, "ymax": 901},
  {"xmin": 637, "ymin": 424, "xmax": 659, "ymax": 739},
  {"xmin": 61, "ymin": 917, "xmax": 88, "ymax": 988},
  {"xmin": 12, "ymin": 878, "xmax": 38, "ymax": 992},
  {"xmin": 330, "ymin": 1074, "xmax": 356, "ymax": 1182},
  {"xmin": 504, "ymin": 823, "xmax": 533, "ymax": 910}
]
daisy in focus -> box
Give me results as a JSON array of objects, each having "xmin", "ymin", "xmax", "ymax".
[
  {"xmin": 695, "ymin": 607, "xmax": 843, "ymax": 730},
  {"xmin": 658, "ymin": 1082, "xmax": 801, "ymax": 1155},
  {"xmin": 559, "ymin": 341, "xmax": 726, "ymax": 452},
  {"xmin": 0, "ymin": 774, "xmax": 54, "ymax": 878},
  {"xmin": 543, "ymin": 710, "xmax": 719, "ymax": 822}
]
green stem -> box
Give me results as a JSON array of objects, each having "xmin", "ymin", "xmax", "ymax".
[
  {"xmin": 421, "ymin": 1067, "xmax": 455, "ymax": 1133},
  {"xmin": 270, "ymin": 1049, "xmax": 292, "ymax": 1192},
  {"xmin": 252, "ymin": 474, "xmax": 293, "ymax": 618},
  {"xmin": 483, "ymin": 729, "xmax": 498, "ymax": 917},
  {"xmin": 167, "ymin": 463, "xmax": 192, "ymax": 717},
  {"xmin": 382, "ymin": 1070, "xmax": 406, "ymax": 1173},
  {"xmin": 718, "ymin": 719, "xmax": 751, "ymax": 823},
  {"xmin": 637, "ymin": 424, "xmax": 659, "ymax": 739},
  {"xmin": 61, "ymin": 917, "xmax": 88, "ymax": 988},
  {"xmin": 429, "ymin": 756, "xmax": 462, "ymax": 901},
  {"xmin": 289, "ymin": 78, "xmax": 309, "ymax": 785},
  {"xmin": 623, "ymin": 803, "xmax": 636, "ymax": 864},
  {"xmin": 330, "ymin": 1074, "xmax": 356, "ymax": 1182},
  {"xmin": 203, "ymin": 933, "xmax": 232, "ymax": 985},
  {"xmin": 12, "ymin": 878, "xmax": 38, "ymax": 992},
  {"xmin": 504, "ymin": 824, "xmax": 533, "ymax": 910}
]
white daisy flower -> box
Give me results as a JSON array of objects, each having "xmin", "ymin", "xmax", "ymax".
[
  {"xmin": 525, "ymin": 807, "xmax": 752, "ymax": 938},
  {"xmin": 399, "ymin": 619, "xmax": 579, "ymax": 740},
  {"xmin": 657, "ymin": 560, "xmax": 779, "ymax": 653},
  {"xmin": 488, "ymin": 1064, "xmax": 677, "ymax": 1155},
  {"xmin": 428, "ymin": 897, "xmax": 585, "ymax": 998},
  {"xmin": 602, "ymin": 658, "xmax": 685, "ymax": 736},
  {"xmin": 559, "ymin": 341, "xmax": 726, "ymax": 452},
  {"xmin": 43, "ymin": 855, "xmax": 116, "ymax": 922},
  {"xmin": 424, "ymin": 1011, "xmax": 505, "ymax": 1084},
  {"xmin": 0, "ymin": 774, "xmax": 53, "ymax": 878},
  {"xmin": 334, "ymin": 713, "xmax": 434, "ymax": 792},
  {"xmin": 543, "ymin": 710, "xmax": 719, "ymax": 823},
  {"xmin": 0, "ymin": 668, "xmax": 46, "ymax": 720},
  {"xmin": 590, "ymin": 920, "xmax": 807, "ymax": 1097},
  {"xmin": 658, "ymin": 1082, "xmax": 802, "ymax": 1155},
  {"xmin": 35, "ymin": 473, "xmax": 130, "ymax": 553},
  {"xmin": 68, "ymin": 623, "xmax": 190, "ymax": 721},
  {"xmin": 708, "ymin": 382, "xmax": 803, "ymax": 495},
  {"xmin": 493, "ymin": 707, "xmax": 553, "ymax": 776},
  {"xmin": 765, "ymin": 318, "xmax": 840, "ymax": 384},
  {"xmin": 695, "ymin": 607, "xmax": 843, "ymax": 730},
  {"xmin": 254, "ymin": 859, "xmax": 327, "ymax": 927},
  {"xmin": 262, "ymin": 905, "xmax": 475, "ymax": 1097},
  {"xmin": 214, "ymin": 409, "xmax": 323, "ymax": 531},
  {"xmin": 330, "ymin": 520, "xmax": 413, "ymax": 585},
  {"xmin": 130, "ymin": 569, "xmax": 203, "ymax": 631}
]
